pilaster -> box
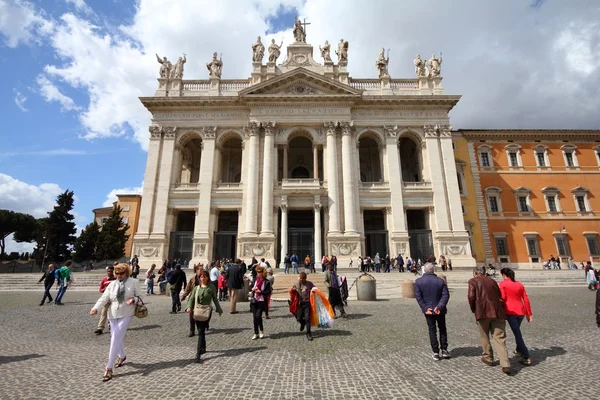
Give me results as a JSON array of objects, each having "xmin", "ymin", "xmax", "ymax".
[
  {"xmin": 260, "ymin": 122, "xmax": 276, "ymax": 237},
  {"xmin": 150, "ymin": 126, "xmax": 177, "ymax": 240},
  {"xmin": 243, "ymin": 122, "xmax": 260, "ymax": 236},
  {"xmin": 424, "ymin": 125, "xmax": 450, "ymax": 233},
  {"xmin": 314, "ymin": 199, "xmax": 322, "ymax": 272},
  {"xmin": 325, "ymin": 122, "xmax": 341, "ymax": 236},
  {"xmin": 340, "ymin": 121, "xmax": 358, "ymax": 236}
]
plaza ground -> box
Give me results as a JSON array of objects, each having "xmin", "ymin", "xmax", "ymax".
[{"xmin": 0, "ymin": 286, "xmax": 597, "ymax": 399}]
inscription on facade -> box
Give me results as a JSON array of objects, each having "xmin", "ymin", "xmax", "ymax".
[
  {"xmin": 353, "ymin": 110, "xmax": 448, "ymax": 118},
  {"xmin": 154, "ymin": 112, "xmax": 247, "ymax": 120},
  {"xmin": 252, "ymin": 107, "xmax": 349, "ymax": 116}
]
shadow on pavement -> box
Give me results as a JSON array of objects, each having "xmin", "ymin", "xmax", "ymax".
[
  {"xmin": 129, "ymin": 324, "xmax": 161, "ymax": 331},
  {"xmin": 513, "ymin": 346, "xmax": 567, "ymax": 371},
  {"xmin": 0, "ymin": 353, "xmax": 45, "ymax": 365},
  {"xmin": 450, "ymin": 346, "xmax": 482, "ymax": 358},
  {"xmin": 313, "ymin": 329, "xmax": 352, "ymax": 338},
  {"xmin": 207, "ymin": 327, "xmax": 250, "ymax": 335},
  {"xmin": 344, "ymin": 313, "xmax": 372, "ymax": 320}
]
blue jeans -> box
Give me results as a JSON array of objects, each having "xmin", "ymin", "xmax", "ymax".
[
  {"xmin": 147, "ymin": 282, "xmax": 154, "ymax": 294},
  {"xmin": 292, "ymin": 262, "xmax": 298, "ymax": 274},
  {"xmin": 55, "ymin": 281, "xmax": 68, "ymax": 304},
  {"xmin": 506, "ymin": 315, "xmax": 530, "ymax": 359},
  {"xmin": 284, "ymin": 263, "xmax": 290, "ymax": 274}
]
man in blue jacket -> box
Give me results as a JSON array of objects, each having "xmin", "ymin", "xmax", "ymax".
[{"xmin": 415, "ymin": 262, "xmax": 450, "ymax": 360}]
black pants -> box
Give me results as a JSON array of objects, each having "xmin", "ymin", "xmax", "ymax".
[
  {"xmin": 195, "ymin": 318, "xmax": 210, "ymax": 358},
  {"xmin": 328, "ymin": 287, "xmax": 345, "ymax": 316},
  {"xmin": 398, "ymin": 264, "xmax": 404, "ymax": 272},
  {"xmin": 251, "ymin": 301, "xmax": 265, "ymax": 334},
  {"xmin": 425, "ymin": 314, "xmax": 448, "ymax": 353},
  {"xmin": 171, "ymin": 289, "xmax": 181, "ymax": 312},
  {"xmin": 41, "ymin": 284, "xmax": 53, "ymax": 303},
  {"xmin": 298, "ymin": 301, "xmax": 311, "ymax": 334}
]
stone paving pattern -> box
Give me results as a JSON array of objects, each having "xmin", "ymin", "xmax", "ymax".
[{"xmin": 0, "ymin": 286, "xmax": 597, "ymax": 399}]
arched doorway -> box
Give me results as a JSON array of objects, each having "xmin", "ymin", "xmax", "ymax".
[
  {"xmin": 286, "ymin": 136, "xmax": 314, "ymax": 179},
  {"xmin": 179, "ymin": 138, "xmax": 202, "ymax": 184},
  {"xmin": 220, "ymin": 137, "xmax": 242, "ymax": 182},
  {"xmin": 399, "ymin": 137, "xmax": 422, "ymax": 182},
  {"xmin": 358, "ymin": 136, "xmax": 382, "ymax": 182}
]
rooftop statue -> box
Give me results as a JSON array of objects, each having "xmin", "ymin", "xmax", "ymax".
[
  {"xmin": 155, "ymin": 54, "xmax": 172, "ymax": 78},
  {"xmin": 376, "ymin": 48, "xmax": 390, "ymax": 78},
  {"xmin": 336, "ymin": 39, "xmax": 349, "ymax": 63},
  {"xmin": 268, "ymin": 39, "xmax": 283, "ymax": 63},
  {"xmin": 206, "ymin": 52, "xmax": 223, "ymax": 78},
  {"xmin": 293, "ymin": 17, "xmax": 306, "ymax": 43},
  {"xmin": 170, "ymin": 54, "xmax": 186, "ymax": 79},
  {"xmin": 428, "ymin": 53, "xmax": 442, "ymax": 77},
  {"xmin": 319, "ymin": 40, "xmax": 332, "ymax": 62},
  {"xmin": 414, "ymin": 54, "xmax": 427, "ymax": 78},
  {"xmin": 252, "ymin": 36, "xmax": 265, "ymax": 63}
]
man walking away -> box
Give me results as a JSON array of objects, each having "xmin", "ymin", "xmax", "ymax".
[
  {"xmin": 168, "ymin": 264, "xmax": 187, "ymax": 314},
  {"xmin": 324, "ymin": 263, "xmax": 346, "ymax": 318},
  {"xmin": 55, "ymin": 260, "xmax": 72, "ymax": 305},
  {"xmin": 227, "ymin": 261, "xmax": 243, "ymax": 314},
  {"xmin": 291, "ymin": 253, "xmax": 299, "ymax": 274},
  {"xmin": 397, "ymin": 254, "xmax": 405, "ymax": 273},
  {"xmin": 468, "ymin": 266, "xmax": 513, "ymax": 375},
  {"xmin": 38, "ymin": 264, "xmax": 56, "ymax": 305},
  {"xmin": 415, "ymin": 263, "xmax": 450, "ymax": 360},
  {"xmin": 95, "ymin": 266, "xmax": 116, "ymax": 335}
]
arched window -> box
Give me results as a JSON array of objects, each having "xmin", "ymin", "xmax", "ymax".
[
  {"xmin": 220, "ymin": 137, "xmax": 243, "ymax": 183},
  {"xmin": 398, "ymin": 137, "xmax": 421, "ymax": 182},
  {"xmin": 358, "ymin": 136, "xmax": 382, "ymax": 182}
]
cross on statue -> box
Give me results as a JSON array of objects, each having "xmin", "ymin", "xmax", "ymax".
[{"xmin": 300, "ymin": 17, "xmax": 311, "ymax": 36}]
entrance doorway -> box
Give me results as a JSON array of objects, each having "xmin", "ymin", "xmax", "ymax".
[
  {"xmin": 213, "ymin": 211, "xmax": 238, "ymax": 260},
  {"xmin": 288, "ymin": 210, "xmax": 314, "ymax": 262},
  {"xmin": 364, "ymin": 209, "xmax": 388, "ymax": 257},
  {"xmin": 168, "ymin": 211, "xmax": 195, "ymax": 261},
  {"xmin": 407, "ymin": 209, "xmax": 433, "ymax": 262}
]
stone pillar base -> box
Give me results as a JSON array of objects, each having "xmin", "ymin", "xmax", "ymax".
[
  {"xmin": 435, "ymin": 233, "xmax": 476, "ymax": 268},
  {"xmin": 390, "ymin": 232, "xmax": 410, "ymax": 257},
  {"xmin": 132, "ymin": 236, "xmax": 168, "ymax": 269},
  {"xmin": 237, "ymin": 237, "xmax": 277, "ymax": 268},
  {"xmin": 191, "ymin": 238, "xmax": 210, "ymax": 266},
  {"xmin": 327, "ymin": 236, "xmax": 363, "ymax": 268}
]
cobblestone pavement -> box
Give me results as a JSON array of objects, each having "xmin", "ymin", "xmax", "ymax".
[{"xmin": 0, "ymin": 287, "xmax": 597, "ymax": 400}]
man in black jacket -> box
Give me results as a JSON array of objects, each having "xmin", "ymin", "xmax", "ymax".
[
  {"xmin": 38, "ymin": 264, "xmax": 57, "ymax": 306},
  {"xmin": 168, "ymin": 264, "xmax": 187, "ymax": 314},
  {"xmin": 227, "ymin": 262, "xmax": 244, "ymax": 314}
]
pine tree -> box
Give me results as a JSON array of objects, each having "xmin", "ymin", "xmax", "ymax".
[
  {"xmin": 34, "ymin": 190, "xmax": 77, "ymax": 263},
  {"xmin": 0, "ymin": 209, "xmax": 38, "ymax": 257},
  {"xmin": 95, "ymin": 206, "xmax": 130, "ymax": 260},
  {"xmin": 73, "ymin": 221, "xmax": 100, "ymax": 262}
]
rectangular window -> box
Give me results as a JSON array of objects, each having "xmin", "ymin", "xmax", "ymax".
[
  {"xmin": 509, "ymin": 152, "xmax": 518, "ymax": 167},
  {"xmin": 536, "ymin": 152, "xmax": 545, "ymax": 167},
  {"xmin": 518, "ymin": 196, "xmax": 528, "ymax": 212},
  {"xmin": 576, "ymin": 196, "xmax": 586, "ymax": 212},
  {"xmin": 495, "ymin": 238, "xmax": 508, "ymax": 256},
  {"xmin": 565, "ymin": 152, "xmax": 574, "ymax": 167},
  {"xmin": 122, "ymin": 205, "xmax": 131, "ymax": 211},
  {"xmin": 122, "ymin": 216, "xmax": 129, "ymax": 224},
  {"xmin": 461, "ymin": 204, "xmax": 466, "ymax": 214},
  {"xmin": 481, "ymin": 152, "xmax": 490, "ymax": 167},
  {"xmin": 100, "ymin": 217, "xmax": 108, "ymax": 224},
  {"xmin": 547, "ymin": 196, "xmax": 557, "ymax": 212},
  {"xmin": 489, "ymin": 196, "xmax": 499, "ymax": 212},
  {"xmin": 555, "ymin": 236, "xmax": 570, "ymax": 256},
  {"xmin": 526, "ymin": 238, "xmax": 539, "ymax": 256},
  {"xmin": 587, "ymin": 236, "xmax": 600, "ymax": 255}
]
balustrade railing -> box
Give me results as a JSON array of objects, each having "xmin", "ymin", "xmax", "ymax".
[
  {"xmin": 391, "ymin": 79, "xmax": 419, "ymax": 89},
  {"xmin": 349, "ymin": 79, "xmax": 380, "ymax": 90},
  {"xmin": 403, "ymin": 181, "xmax": 432, "ymax": 188},
  {"xmin": 360, "ymin": 181, "xmax": 389, "ymax": 188},
  {"xmin": 220, "ymin": 80, "xmax": 251, "ymax": 91},
  {"xmin": 172, "ymin": 183, "xmax": 201, "ymax": 190},
  {"xmin": 182, "ymin": 80, "xmax": 210, "ymax": 91}
]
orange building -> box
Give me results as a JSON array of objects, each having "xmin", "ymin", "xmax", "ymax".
[
  {"xmin": 459, "ymin": 130, "xmax": 600, "ymax": 269},
  {"xmin": 92, "ymin": 194, "xmax": 142, "ymax": 257}
]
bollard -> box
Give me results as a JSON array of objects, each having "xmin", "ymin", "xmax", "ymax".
[
  {"xmin": 238, "ymin": 276, "xmax": 251, "ymax": 302},
  {"xmin": 401, "ymin": 280, "xmax": 415, "ymax": 298},
  {"xmin": 356, "ymin": 273, "xmax": 377, "ymax": 301},
  {"xmin": 438, "ymin": 274, "xmax": 447, "ymax": 285}
]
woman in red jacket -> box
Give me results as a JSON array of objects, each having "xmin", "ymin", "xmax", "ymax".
[{"xmin": 499, "ymin": 268, "xmax": 532, "ymax": 365}]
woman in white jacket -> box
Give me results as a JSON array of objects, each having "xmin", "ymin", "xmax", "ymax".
[{"xmin": 90, "ymin": 263, "xmax": 141, "ymax": 382}]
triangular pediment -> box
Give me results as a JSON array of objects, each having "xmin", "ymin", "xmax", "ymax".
[{"xmin": 239, "ymin": 68, "xmax": 362, "ymax": 97}]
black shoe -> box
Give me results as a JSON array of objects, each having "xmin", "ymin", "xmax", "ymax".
[
  {"xmin": 300, "ymin": 321, "xmax": 305, "ymax": 332},
  {"xmin": 48, "ymin": 298, "xmax": 53, "ymax": 303},
  {"xmin": 432, "ymin": 353, "xmax": 441, "ymax": 361},
  {"xmin": 195, "ymin": 357, "xmax": 202, "ymax": 364},
  {"xmin": 177, "ymin": 305, "xmax": 182, "ymax": 312},
  {"xmin": 169, "ymin": 311, "xmax": 177, "ymax": 314},
  {"xmin": 306, "ymin": 333, "xmax": 313, "ymax": 341},
  {"xmin": 441, "ymin": 350, "xmax": 451, "ymax": 359},
  {"xmin": 187, "ymin": 331, "xmax": 195, "ymax": 337},
  {"xmin": 39, "ymin": 302, "xmax": 44, "ymax": 306},
  {"xmin": 200, "ymin": 348, "xmax": 206, "ymax": 355},
  {"xmin": 94, "ymin": 329, "xmax": 103, "ymax": 335}
]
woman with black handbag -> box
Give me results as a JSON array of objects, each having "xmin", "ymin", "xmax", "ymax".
[
  {"xmin": 249, "ymin": 266, "xmax": 272, "ymax": 340},
  {"xmin": 185, "ymin": 270, "xmax": 222, "ymax": 363}
]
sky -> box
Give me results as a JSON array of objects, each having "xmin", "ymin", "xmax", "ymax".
[{"xmin": 1, "ymin": 0, "xmax": 599, "ymax": 253}]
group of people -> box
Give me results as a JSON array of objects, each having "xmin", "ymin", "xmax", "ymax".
[
  {"xmin": 37, "ymin": 260, "xmax": 72, "ymax": 306},
  {"xmin": 414, "ymin": 263, "xmax": 533, "ymax": 375}
]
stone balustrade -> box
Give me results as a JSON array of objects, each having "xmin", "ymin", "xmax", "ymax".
[{"xmin": 182, "ymin": 80, "xmax": 210, "ymax": 91}]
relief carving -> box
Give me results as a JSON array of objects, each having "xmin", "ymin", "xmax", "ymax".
[
  {"xmin": 149, "ymin": 126, "xmax": 163, "ymax": 139},
  {"xmin": 194, "ymin": 244, "xmax": 207, "ymax": 257},
  {"xmin": 139, "ymin": 246, "xmax": 159, "ymax": 258},
  {"xmin": 200, "ymin": 126, "xmax": 217, "ymax": 139},
  {"xmin": 162, "ymin": 126, "xmax": 177, "ymax": 139},
  {"xmin": 331, "ymin": 243, "xmax": 358, "ymax": 257},
  {"xmin": 423, "ymin": 125, "xmax": 439, "ymax": 138},
  {"xmin": 383, "ymin": 125, "xmax": 399, "ymax": 138}
]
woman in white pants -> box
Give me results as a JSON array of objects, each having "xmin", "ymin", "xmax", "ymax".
[{"xmin": 90, "ymin": 263, "xmax": 141, "ymax": 382}]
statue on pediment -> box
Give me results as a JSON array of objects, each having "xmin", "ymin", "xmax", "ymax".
[
  {"xmin": 428, "ymin": 53, "xmax": 442, "ymax": 77},
  {"xmin": 206, "ymin": 52, "xmax": 222, "ymax": 78},
  {"xmin": 268, "ymin": 39, "xmax": 283, "ymax": 63},
  {"xmin": 319, "ymin": 40, "xmax": 332, "ymax": 62},
  {"xmin": 156, "ymin": 54, "xmax": 172, "ymax": 78},
  {"xmin": 336, "ymin": 39, "xmax": 349, "ymax": 63},
  {"xmin": 293, "ymin": 17, "xmax": 306, "ymax": 43},
  {"xmin": 414, "ymin": 54, "xmax": 427, "ymax": 78},
  {"xmin": 376, "ymin": 48, "xmax": 389, "ymax": 78},
  {"xmin": 170, "ymin": 54, "xmax": 186, "ymax": 79},
  {"xmin": 252, "ymin": 36, "xmax": 265, "ymax": 63}
]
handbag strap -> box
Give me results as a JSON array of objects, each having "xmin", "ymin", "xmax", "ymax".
[
  {"xmin": 195, "ymin": 286, "xmax": 201, "ymax": 307},
  {"xmin": 136, "ymin": 296, "xmax": 145, "ymax": 306}
]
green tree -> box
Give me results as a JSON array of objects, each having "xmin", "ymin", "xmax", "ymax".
[
  {"xmin": 73, "ymin": 221, "xmax": 100, "ymax": 262},
  {"xmin": 33, "ymin": 191, "xmax": 77, "ymax": 264},
  {"xmin": 0, "ymin": 209, "xmax": 38, "ymax": 257},
  {"xmin": 95, "ymin": 206, "xmax": 130, "ymax": 260}
]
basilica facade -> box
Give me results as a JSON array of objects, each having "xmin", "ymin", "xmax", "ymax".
[{"xmin": 132, "ymin": 33, "xmax": 475, "ymax": 269}]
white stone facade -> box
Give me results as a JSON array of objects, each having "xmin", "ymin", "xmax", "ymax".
[{"xmin": 133, "ymin": 39, "xmax": 475, "ymax": 269}]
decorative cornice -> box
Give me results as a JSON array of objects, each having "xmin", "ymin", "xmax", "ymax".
[
  {"xmin": 149, "ymin": 126, "xmax": 162, "ymax": 139},
  {"xmin": 458, "ymin": 129, "xmax": 600, "ymax": 141},
  {"xmin": 162, "ymin": 126, "xmax": 177, "ymax": 139}
]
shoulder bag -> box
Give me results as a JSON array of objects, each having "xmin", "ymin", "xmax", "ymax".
[
  {"xmin": 135, "ymin": 296, "xmax": 148, "ymax": 318},
  {"xmin": 193, "ymin": 287, "xmax": 212, "ymax": 321}
]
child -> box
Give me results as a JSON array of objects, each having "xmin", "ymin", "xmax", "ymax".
[{"xmin": 218, "ymin": 271, "xmax": 227, "ymax": 301}]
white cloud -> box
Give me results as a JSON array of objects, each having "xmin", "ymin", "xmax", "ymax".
[
  {"xmin": 0, "ymin": 0, "xmax": 54, "ymax": 47},
  {"xmin": 0, "ymin": 148, "xmax": 89, "ymax": 158},
  {"xmin": 103, "ymin": 185, "xmax": 143, "ymax": 207},
  {"xmin": 36, "ymin": 75, "xmax": 80, "ymax": 112},
  {"xmin": 13, "ymin": 88, "xmax": 27, "ymax": 112},
  {"xmin": 63, "ymin": 0, "xmax": 92, "ymax": 14}
]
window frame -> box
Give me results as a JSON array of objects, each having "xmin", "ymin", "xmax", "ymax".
[
  {"xmin": 571, "ymin": 186, "xmax": 592, "ymax": 214},
  {"xmin": 122, "ymin": 204, "xmax": 131, "ymax": 212},
  {"xmin": 553, "ymin": 231, "xmax": 571, "ymax": 257},
  {"xmin": 561, "ymin": 144, "xmax": 579, "ymax": 169},
  {"xmin": 533, "ymin": 144, "xmax": 550, "ymax": 168},
  {"xmin": 477, "ymin": 144, "xmax": 492, "ymax": 168},
  {"xmin": 584, "ymin": 232, "xmax": 600, "ymax": 256},
  {"xmin": 523, "ymin": 232, "xmax": 541, "ymax": 265},
  {"xmin": 504, "ymin": 144, "xmax": 523, "ymax": 168},
  {"xmin": 456, "ymin": 160, "xmax": 467, "ymax": 197},
  {"xmin": 484, "ymin": 186, "xmax": 503, "ymax": 215},
  {"xmin": 493, "ymin": 232, "xmax": 510, "ymax": 262},
  {"xmin": 513, "ymin": 186, "xmax": 532, "ymax": 215},
  {"xmin": 541, "ymin": 186, "xmax": 562, "ymax": 214},
  {"xmin": 594, "ymin": 144, "xmax": 600, "ymax": 167}
]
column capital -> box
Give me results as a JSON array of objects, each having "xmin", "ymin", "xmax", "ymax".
[
  {"xmin": 383, "ymin": 125, "xmax": 400, "ymax": 138},
  {"xmin": 149, "ymin": 125, "xmax": 163, "ymax": 140},
  {"xmin": 313, "ymin": 203, "xmax": 321, "ymax": 212},
  {"xmin": 162, "ymin": 126, "xmax": 177, "ymax": 139},
  {"xmin": 280, "ymin": 204, "xmax": 288, "ymax": 212},
  {"xmin": 262, "ymin": 121, "xmax": 276, "ymax": 136},
  {"xmin": 324, "ymin": 121, "xmax": 337, "ymax": 134},
  {"xmin": 245, "ymin": 121, "xmax": 261, "ymax": 137},
  {"xmin": 340, "ymin": 121, "xmax": 354, "ymax": 136},
  {"xmin": 200, "ymin": 126, "xmax": 217, "ymax": 140},
  {"xmin": 438, "ymin": 124, "xmax": 453, "ymax": 138},
  {"xmin": 423, "ymin": 124, "xmax": 439, "ymax": 138}
]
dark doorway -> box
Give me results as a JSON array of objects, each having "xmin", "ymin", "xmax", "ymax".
[
  {"xmin": 288, "ymin": 210, "xmax": 314, "ymax": 262},
  {"xmin": 169, "ymin": 232, "xmax": 193, "ymax": 261},
  {"xmin": 364, "ymin": 210, "xmax": 388, "ymax": 257},
  {"xmin": 176, "ymin": 211, "xmax": 195, "ymax": 231},
  {"xmin": 213, "ymin": 211, "xmax": 238, "ymax": 260},
  {"xmin": 406, "ymin": 209, "xmax": 433, "ymax": 262}
]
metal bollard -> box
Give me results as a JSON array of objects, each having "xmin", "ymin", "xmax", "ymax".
[{"xmin": 356, "ymin": 273, "xmax": 377, "ymax": 301}]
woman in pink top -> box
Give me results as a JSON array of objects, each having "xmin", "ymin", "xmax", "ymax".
[{"xmin": 499, "ymin": 268, "xmax": 532, "ymax": 365}]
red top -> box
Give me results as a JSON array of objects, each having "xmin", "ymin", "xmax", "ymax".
[
  {"xmin": 99, "ymin": 276, "xmax": 116, "ymax": 293},
  {"xmin": 218, "ymin": 275, "xmax": 226, "ymax": 289},
  {"xmin": 499, "ymin": 279, "xmax": 532, "ymax": 316}
]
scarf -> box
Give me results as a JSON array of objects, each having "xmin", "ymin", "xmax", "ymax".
[{"xmin": 116, "ymin": 277, "xmax": 128, "ymax": 304}]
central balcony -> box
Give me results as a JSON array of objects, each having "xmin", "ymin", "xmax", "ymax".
[{"xmin": 280, "ymin": 178, "xmax": 321, "ymax": 194}]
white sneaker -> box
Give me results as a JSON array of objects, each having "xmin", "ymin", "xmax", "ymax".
[
  {"xmin": 252, "ymin": 334, "xmax": 258, "ymax": 340},
  {"xmin": 259, "ymin": 332, "xmax": 264, "ymax": 339}
]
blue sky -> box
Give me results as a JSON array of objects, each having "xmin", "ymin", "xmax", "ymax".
[{"xmin": 1, "ymin": 0, "xmax": 598, "ymax": 253}]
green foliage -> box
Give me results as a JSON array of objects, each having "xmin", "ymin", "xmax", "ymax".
[
  {"xmin": 95, "ymin": 205, "xmax": 130, "ymax": 260},
  {"xmin": 0, "ymin": 209, "xmax": 38, "ymax": 257},
  {"xmin": 73, "ymin": 221, "xmax": 100, "ymax": 262},
  {"xmin": 33, "ymin": 190, "xmax": 77, "ymax": 264}
]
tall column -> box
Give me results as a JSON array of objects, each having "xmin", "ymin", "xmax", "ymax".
[
  {"xmin": 325, "ymin": 122, "xmax": 341, "ymax": 235},
  {"xmin": 193, "ymin": 127, "xmax": 217, "ymax": 241},
  {"xmin": 244, "ymin": 122, "xmax": 260, "ymax": 235},
  {"xmin": 340, "ymin": 122, "xmax": 358, "ymax": 235},
  {"xmin": 136, "ymin": 126, "xmax": 163, "ymax": 236},
  {"xmin": 383, "ymin": 126, "xmax": 407, "ymax": 232},
  {"xmin": 279, "ymin": 203, "xmax": 288, "ymax": 268},
  {"xmin": 439, "ymin": 125, "xmax": 466, "ymax": 232},
  {"xmin": 282, "ymin": 145, "xmax": 288, "ymax": 179},
  {"xmin": 314, "ymin": 202, "xmax": 322, "ymax": 271},
  {"xmin": 260, "ymin": 122, "xmax": 276, "ymax": 236},
  {"xmin": 424, "ymin": 125, "xmax": 450, "ymax": 232},
  {"xmin": 150, "ymin": 126, "xmax": 177, "ymax": 237},
  {"xmin": 313, "ymin": 145, "xmax": 319, "ymax": 180}
]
